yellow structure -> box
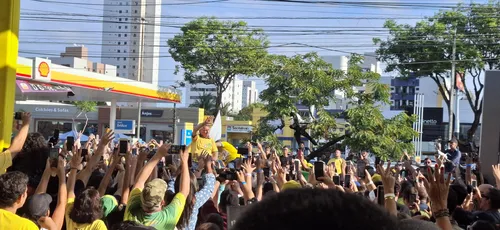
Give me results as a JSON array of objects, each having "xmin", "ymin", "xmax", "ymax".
[
  {"xmin": 221, "ymin": 117, "xmax": 253, "ymax": 146},
  {"xmin": 0, "ymin": 0, "xmax": 20, "ymax": 150}
]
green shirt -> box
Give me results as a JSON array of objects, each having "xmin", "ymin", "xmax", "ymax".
[{"xmin": 124, "ymin": 188, "xmax": 186, "ymax": 230}]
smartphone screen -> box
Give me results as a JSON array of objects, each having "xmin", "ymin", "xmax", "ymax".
[
  {"xmin": 263, "ymin": 167, "xmax": 270, "ymax": 177},
  {"xmin": 333, "ymin": 175, "xmax": 340, "ymax": 185},
  {"xmin": 344, "ymin": 174, "xmax": 351, "ymax": 188},
  {"xmin": 314, "ymin": 161, "xmax": 325, "ymax": 180},
  {"xmin": 50, "ymin": 148, "xmax": 59, "ymax": 159},
  {"xmin": 66, "ymin": 136, "xmax": 74, "ymax": 150},
  {"xmin": 471, "ymin": 180, "xmax": 478, "ymax": 188},
  {"xmin": 377, "ymin": 185, "xmax": 385, "ymax": 206},
  {"xmin": 357, "ymin": 163, "xmax": 366, "ymax": 178},
  {"xmin": 294, "ymin": 159, "xmax": 301, "ymax": 179},
  {"xmin": 81, "ymin": 149, "xmax": 88, "ymax": 162},
  {"xmin": 169, "ymin": 145, "xmax": 186, "ymax": 154},
  {"xmin": 119, "ymin": 139, "xmax": 128, "ymax": 154},
  {"xmin": 238, "ymin": 147, "xmax": 249, "ymax": 155}
]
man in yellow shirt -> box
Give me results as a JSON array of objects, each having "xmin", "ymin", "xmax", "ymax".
[
  {"xmin": 0, "ymin": 171, "xmax": 39, "ymax": 230},
  {"xmin": 327, "ymin": 149, "xmax": 345, "ymax": 175},
  {"xmin": 0, "ymin": 113, "xmax": 31, "ymax": 175},
  {"xmin": 191, "ymin": 116, "xmax": 218, "ymax": 163}
]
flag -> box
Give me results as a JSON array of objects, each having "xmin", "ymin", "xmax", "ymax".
[{"xmin": 210, "ymin": 110, "xmax": 222, "ymax": 141}]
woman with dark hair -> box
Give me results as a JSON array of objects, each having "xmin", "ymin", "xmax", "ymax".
[
  {"xmin": 174, "ymin": 156, "xmax": 216, "ymax": 230},
  {"xmin": 66, "ymin": 187, "xmax": 107, "ymax": 229},
  {"xmin": 8, "ymin": 132, "xmax": 49, "ymax": 191}
]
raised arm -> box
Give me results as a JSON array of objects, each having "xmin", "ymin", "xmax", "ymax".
[
  {"xmin": 67, "ymin": 149, "xmax": 82, "ymax": 199},
  {"xmin": 8, "ymin": 113, "xmax": 31, "ymax": 157},
  {"xmin": 133, "ymin": 144, "xmax": 171, "ymax": 190},
  {"xmin": 52, "ymin": 157, "xmax": 67, "ymax": 230},
  {"xmin": 178, "ymin": 144, "xmax": 192, "ymax": 197},
  {"xmin": 98, "ymin": 153, "xmax": 120, "ymax": 195},
  {"xmin": 77, "ymin": 131, "xmax": 114, "ymax": 185},
  {"xmin": 35, "ymin": 159, "xmax": 52, "ymax": 194}
]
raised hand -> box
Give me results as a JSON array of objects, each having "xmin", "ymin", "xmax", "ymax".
[
  {"xmin": 377, "ymin": 161, "xmax": 396, "ymax": 194},
  {"xmin": 241, "ymin": 158, "xmax": 256, "ymax": 174},
  {"xmin": 422, "ymin": 164, "xmax": 451, "ymax": 211}
]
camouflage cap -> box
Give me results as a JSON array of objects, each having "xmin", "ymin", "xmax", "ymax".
[{"xmin": 141, "ymin": 179, "xmax": 167, "ymax": 211}]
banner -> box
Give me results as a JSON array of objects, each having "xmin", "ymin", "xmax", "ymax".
[{"xmin": 210, "ymin": 111, "xmax": 222, "ymax": 141}]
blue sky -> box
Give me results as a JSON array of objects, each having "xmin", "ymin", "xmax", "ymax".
[{"xmin": 18, "ymin": 0, "xmax": 484, "ymax": 106}]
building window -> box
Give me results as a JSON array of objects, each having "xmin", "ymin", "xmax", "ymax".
[
  {"xmin": 132, "ymin": 58, "xmax": 136, "ymax": 61},
  {"xmin": 123, "ymin": 65, "xmax": 126, "ymax": 69},
  {"xmin": 118, "ymin": 26, "xmax": 121, "ymax": 29},
  {"xmin": 118, "ymin": 41, "xmax": 121, "ymax": 45},
  {"xmin": 132, "ymin": 49, "xmax": 136, "ymax": 53},
  {"xmin": 117, "ymin": 66, "xmax": 120, "ymax": 68},
  {"xmin": 119, "ymin": 18, "xmax": 122, "ymax": 21},
  {"xmin": 134, "ymin": 10, "xmax": 138, "ymax": 13},
  {"xmin": 125, "ymin": 18, "xmax": 128, "ymax": 21},
  {"xmin": 124, "ymin": 50, "xmax": 127, "ymax": 53},
  {"xmin": 134, "ymin": 26, "xmax": 137, "ymax": 29},
  {"xmin": 135, "ymin": 1, "xmax": 138, "ymax": 5},
  {"xmin": 118, "ymin": 34, "xmax": 121, "ymax": 37},
  {"xmin": 133, "ymin": 41, "xmax": 136, "ymax": 45},
  {"xmin": 125, "ymin": 26, "xmax": 128, "ymax": 29},
  {"xmin": 124, "ymin": 34, "xmax": 127, "ymax": 37},
  {"xmin": 117, "ymin": 50, "xmax": 120, "ymax": 53},
  {"xmin": 116, "ymin": 57, "xmax": 120, "ymax": 61},
  {"xmin": 124, "ymin": 42, "xmax": 127, "ymax": 45},
  {"xmin": 124, "ymin": 57, "xmax": 127, "ymax": 60},
  {"xmin": 126, "ymin": 10, "xmax": 128, "ymax": 13},
  {"xmin": 132, "ymin": 65, "xmax": 136, "ymax": 69},
  {"xmin": 116, "ymin": 73, "xmax": 119, "ymax": 76},
  {"xmin": 133, "ymin": 34, "xmax": 136, "ymax": 37},
  {"xmin": 119, "ymin": 10, "xmax": 122, "ymax": 13}
]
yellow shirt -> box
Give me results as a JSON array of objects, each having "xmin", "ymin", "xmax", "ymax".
[
  {"xmin": 0, "ymin": 209, "xmax": 38, "ymax": 230},
  {"xmin": 327, "ymin": 157, "xmax": 345, "ymax": 174},
  {"xmin": 191, "ymin": 136, "xmax": 217, "ymax": 162},
  {"xmin": 0, "ymin": 150, "xmax": 13, "ymax": 175},
  {"xmin": 65, "ymin": 198, "xmax": 108, "ymax": 230}
]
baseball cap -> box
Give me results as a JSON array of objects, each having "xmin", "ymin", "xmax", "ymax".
[
  {"xmin": 281, "ymin": 180, "xmax": 302, "ymax": 191},
  {"xmin": 141, "ymin": 179, "xmax": 167, "ymax": 211},
  {"xmin": 219, "ymin": 190, "xmax": 239, "ymax": 208},
  {"xmin": 26, "ymin": 193, "xmax": 52, "ymax": 219}
]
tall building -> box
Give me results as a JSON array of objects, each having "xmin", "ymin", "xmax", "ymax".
[
  {"xmin": 187, "ymin": 78, "xmax": 243, "ymax": 113},
  {"xmin": 101, "ymin": 0, "xmax": 161, "ymax": 85},
  {"xmin": 242, "ymin": 80, "xmax": 258, "ymax": 108},
  {"xmin": 50, "ymin": 46, "xmax": 117, "ymax": 77}
]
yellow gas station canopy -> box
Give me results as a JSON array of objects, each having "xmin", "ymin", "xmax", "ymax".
[{"xmin": 15, "ymin": 57, "xmax": 181, "ymax": 103}]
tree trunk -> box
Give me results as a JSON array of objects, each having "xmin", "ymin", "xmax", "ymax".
[
  {"xmin": 467, "ymin": 111, "xmax": 481, "ymax": 142},
  {"xmin": 306, "ymin": 135, "xmax": 346, "ymax": 161},
  {"xmin": 214, "ymin": 88, "xmax": 223, "ymax": 118}
]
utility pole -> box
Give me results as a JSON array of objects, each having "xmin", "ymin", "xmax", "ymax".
[
  {"xmin": 448, "ymin": 28, "xmax": 457, "ymax": 140},
  {"xmin": 136, "ymin": 18, "xmax": 146, "ymax": 139},
  {"xmin": 173, "ymin": 102, "xmax": 177, "ymax": 144}
]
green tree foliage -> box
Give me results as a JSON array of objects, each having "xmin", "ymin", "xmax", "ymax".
[
  {"xmin": 257, "ymin": 53, "xmax": 417, "ymax": 160},
  {"xmin": 233, "ymin": 103, "xmax": 264, "ymax": 121},
  {"xmin": 374, "ymin": 1, "xmax": 500, "ymax": 141},
  {"xmin": 168, "ymin": 17, "xmax": 269, "ymax": 113},
  {"xmin": 189, "ymin": 92, "xmax": 216, "ymax": 115}
]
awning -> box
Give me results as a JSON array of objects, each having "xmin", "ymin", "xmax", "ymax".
[{"xmin": 16, "ymin": 79, "xmax": 74, "ymax": 94}]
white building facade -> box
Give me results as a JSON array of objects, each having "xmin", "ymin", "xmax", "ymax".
[
  {"xmin": 242, "ymin": 80, "xmax": 258, "ymax": 108},
  {"xmin": 186, "ymin": 78, "xmax": 243, "ymax": 113},
  {"xmin": 101, "ymin": 0, "xmax": 161, "ymax": 85}
]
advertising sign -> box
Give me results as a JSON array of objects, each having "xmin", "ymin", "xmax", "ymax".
[
  {"xmin": 226, "ymin": 125, "xmax": 253, "ymax": 133},
  {"xmin": 115, "ymin": 120, "xmax": 136, "ymax": 135},
  {"xmin": 185, "ymin": 130, "xmax": 193, "ymax": 145},
  {"xmin": 141, "ymin": 110, "xmax": 163, "ymax": 118},
  {"xmin": 16, "ymin": 80, "xmax": 73, "ymax": 93}
]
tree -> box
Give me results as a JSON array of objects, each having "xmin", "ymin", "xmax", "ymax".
[
  {"xmin": 374, "ymin": 1, "xmax": 500, "ymax": 141},
  {"xmin": 189, "ymin": 92, "xmax": 216, "ymax": 115},
  {"xmin": 72, "ymin": 101, "xmax": 97, "ymax": 133},
  {"xmin": 256, "ymin": 53, "xmax": 417, "ymax": 160},
  {"xmin": 233, "ymin": 103, "xmax": 264, "ymax": 121},
  {"xmin": 168, "ymin": 17, "xmax": 269, "ymax": 114}
]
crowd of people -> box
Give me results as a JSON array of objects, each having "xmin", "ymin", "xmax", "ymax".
[{"xmin": 1, "ymin": 113, "xmax": 500, "ymax": 230}]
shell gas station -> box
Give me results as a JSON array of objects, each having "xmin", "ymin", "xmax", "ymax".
[{"xmin": 0, "ymin": 1, "xmax": 188, "ymax": 149}]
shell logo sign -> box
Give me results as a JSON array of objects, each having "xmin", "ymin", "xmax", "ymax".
[
  {"xmin": 32, "ymin": 58, "xmax": 52, "ymax": 82},
  {"xmin": 38, "ymin": 62, "xmax": 50, "ymax": 77}
]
